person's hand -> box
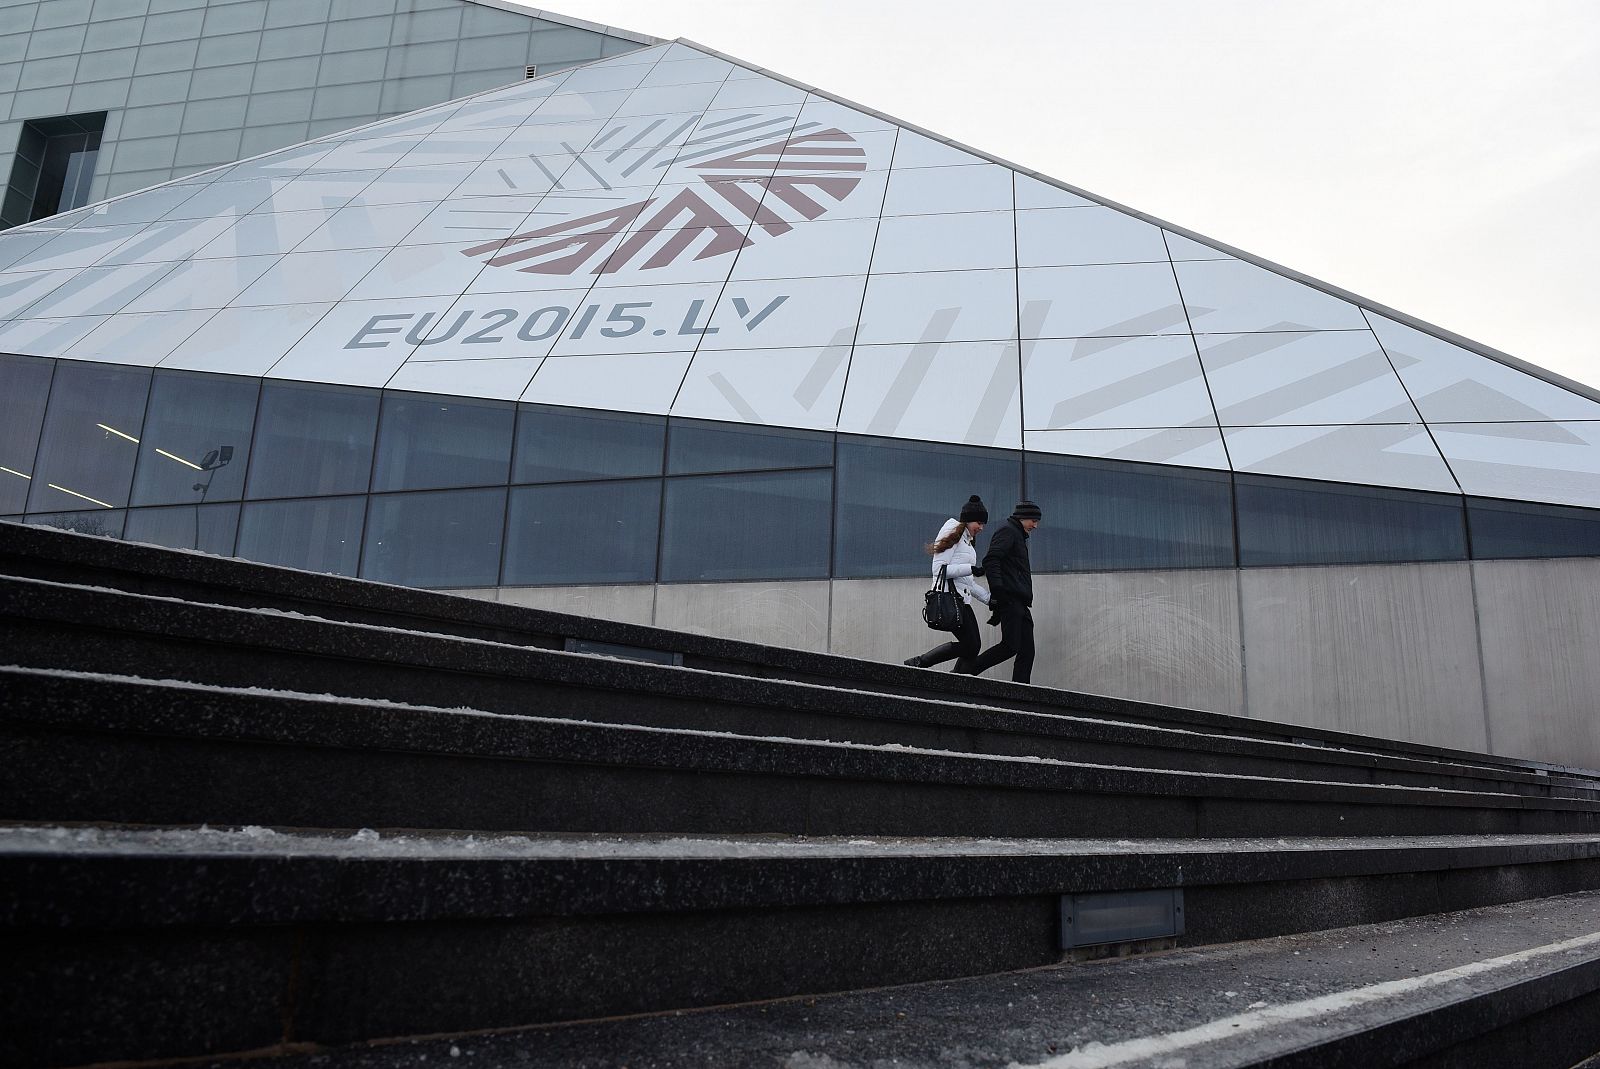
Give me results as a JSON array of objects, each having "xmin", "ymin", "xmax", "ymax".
[
  {"xmin": 971, "ymin": 565, "xmax": 984, "ymax": 576},
  {"xmin": 986, "ymin": 603, "xmax": 1002, "ymax": 626}
]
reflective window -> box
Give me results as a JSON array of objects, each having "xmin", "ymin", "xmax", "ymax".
[
  {"xmin": 131, "ymin": 371, "xmax": 259, "ymax": 506},
  {"xmin": 27, "ymin": 361, "xmax": 151, "ymax": 513},
  {"xmin": 1027, "ymin": 454, "xmax": 1235, "ymax": 571},
  {"xmin": 504, "ymin": 480, "xmax": 660, "ymax": 585},
  {"xmin": 1236, "ymin": 475, "xmax": 1466, "ymax": 566},
  {"xmin": 362, "ymin": 488, "xmax": 506, "ymax": 587},
  {"xmin": 372, "ymin": 392, "xmax": 514, "ymax": 492},
  {"xmin": 245, "ymin": 381, "xmax": 378, "ymax": 499},
  {"xmin": 835, "ymin": 436, "xmax": 1020, "ymax": 578},
  {"xmin": 668, "ymin": 419, "xmax": 832, "ymax": 474},
  {"xmin": 124, "ymin": 503, "xmax": 240, "ymax": 557},
  {"xmin": 237, "ymin": 495, "xmax": 366, "ymax": 576},
  {"xmin": 1468, "ymin": 497, "xmax": 1600, "ymax": 560},
  {"xmin": 0, "ymin": 355, "xmax": 53, "ymax": 515},
  {"xmin": 512, "ymin": 405, "xmax": 664, "ymax": 483},
  {"xmin": 26, "ymin": 510, "xmax": 126, "ymax": 539},
  {"xmin": 661, "ymin": 470, "xmax": 832, "ymax": 581}
]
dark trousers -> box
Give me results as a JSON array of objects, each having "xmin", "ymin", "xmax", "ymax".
[
  {"xmin": 971, "ymin": 601, "xmax": 1035, "ymax": 683},
  {"xmin": 910, "ymin": 601, "xmax": 981, "ymax": 669}
]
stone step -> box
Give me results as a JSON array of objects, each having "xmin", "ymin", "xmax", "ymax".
[
  {"xmin": 6, "ymin": 826, "xmax": 1600, "ymax": 1067},
  {"xmin": 3, "ymin": 576, "xmax": 1589, "ymax": 804},
  {"xmin": 6, "ymin": 521, "xmax": 1593, "ymax": 790},
  {"xmin": 5, "ymin": 667, "xmax": 1599, "ymax": 839}
]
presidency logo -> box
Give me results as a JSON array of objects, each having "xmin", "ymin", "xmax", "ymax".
[{"xmin": 459, "ymin": 111, "xmax": 866, "ymax": 276}]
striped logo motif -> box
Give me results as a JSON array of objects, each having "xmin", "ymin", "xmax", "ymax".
[{"xmin": 460, "ymin": 111, "xmax": 866, "ymax": 276}]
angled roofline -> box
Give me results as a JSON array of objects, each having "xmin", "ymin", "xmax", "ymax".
[
  {"xmin": 461, "ymin": 0, "xmax": 661, "ymax": 45},
  {"xmin": 677, "ymin": 38, "xmax": 1600, "ymax": 407}
]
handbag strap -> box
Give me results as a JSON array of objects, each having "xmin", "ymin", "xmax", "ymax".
[{"xmin": 931, "ymin": 563, "xmax": 951, "ymax": 591}]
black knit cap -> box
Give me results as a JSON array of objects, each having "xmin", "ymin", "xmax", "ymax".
[
  {"xmin": 1012, "ymin": 499, "xmax": 1042, "ymax": 521},
  {"xmin": 958, "ymin": 495, "xmax": 988, "ymax": 523}
]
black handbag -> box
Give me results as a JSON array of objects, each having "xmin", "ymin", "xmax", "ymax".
[{"xmin": 922, "ymin": 564, "xmax": 963, "ymax": 632}]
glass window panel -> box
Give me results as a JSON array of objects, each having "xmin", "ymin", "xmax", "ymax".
[
  {"xmin": 1016, "ymin": 206, "xmax": 1169, "ymax": 268},
  {"xmin": 1199, "ymin": 329, "xmax": 1418, "ymax": 427},
  {"xmin": 1236, "ymin": 474, "xmax": 1466, "ymax": 567},
  {"xmin": 362, "ymin": 487, "xmax": 506, "ymax": 587},
  {"xmin": 124, "ymin": 502, "xmax": 240, "ymax": 556},
  {"xmin": 504, "ymin": 479, "xmax": 660, "ymax": 585},
  {"xmin": 1024, "ymin": 426, "xmax": 1231, "ymax": 471},
  {"xmin": 1017, "ymin": 263, "xmax": 1189, "ymax": 340},
  {"xmin": 130, "ymin": 370, "xmax": 258, "ymax": 506},
  {"xmin": 668, "ymin": 419, "xmax": 832, "ymax": 474},
  {"xmin": 727, "ymin": 215, "xmax": 880, "ymax": 282},
  {"xmin": 245, "ymin": 380, "xmax": 378, "ymax": 498},
  {"xmin": 513, "ymin": 405, "xmax": 664, "ymax": 483},
  {"xmin": 521, "ymin": 352, "xmax": 694, "ymax": 416},
  {"xmin": 1165, "ymin": 231, "xmax": 1233, "ymax": 261},
  {"xmin": 161, "ymin": 302, "xmax": 334, "ymax": 378},
  {"xmin": 27, "ymin": 360, "xmax": 151, "ymax": 513},
  {"xmin": 1432, "ymin": 421, "xmax": 1600, "ymax": 509},
  {"xmin": 27, "ymin": 509, "xmax": 126, "ymax": 539},
  {"xmin": 868, "ymin": 211, "xmax": 1015, "ymax": 274},
  {"xmin": 1175, "ymin": 258, "xmax": 1368, "ymax": 334},
  {"xmin": 371, "ymin": 392, "xmax": 514, "ymax": 492},
  {"xmin": 661, "ymin": 469, "xmax": 831, "ymax": 581},
  {"xmin": 385, "ymin": 357, "xmax": 543, "ymax": 403},
  {"xmin": 890, "ymin": 131, "xmax": 986, "ymax": 169},
  {"xmin": 838, "ymin": 340, "xmax": 1022, "ymax": 450},
  {"xmin": 1023, "ymin": 335, "xmax": 1215, "ymax": 431},
  {"xmin": 1026, "ymin": 454, "xmax": 1234, "ymax": 571},
  {"xmin": 0, "ymin": 355, "xmax": 54, "ymax": 514},
  {"xmin": 671, "ymin": 344, "xmax": 851, "ymax": 431},
  {"xmin": 1223, "ymin": 424, "xmax": 1458, "ymax": 494},
  {"xmin": 880, "ymin": 163, "xmax": 1013, "ymax": 216},
  {"xmin": 236, "ymin": 495, "xmax": 364, "ymax": 575},
  {"xmin": 1468, "ymin": 497, "xmax": 1600, "ymax": 560},
  {"xmin": 835, "ymin": 436, "xmax": 1021, "ymax": 578},
  {"xmin": 1368, "ymin": 314, "xmax": 1600, "ymax": 423},
  {"xmin": 856, "ymin": 269, "xmax": 1017, "ymax": 346}
]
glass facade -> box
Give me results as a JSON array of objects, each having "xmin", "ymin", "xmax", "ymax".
[
  {"xmin": 0, "ymin": 0, "xmax": 651, "ymax": 228},
  {"xmin": 7, "ymin": 354, "xmax": 1600, "ymax": 584}
]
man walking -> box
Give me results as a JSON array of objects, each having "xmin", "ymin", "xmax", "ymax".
[{"xmin": 965, "ymin": 499, "xmax": 1041, "ymax": 683}]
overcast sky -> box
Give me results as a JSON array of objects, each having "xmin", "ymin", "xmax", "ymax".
[{"xmin": 513, "ymin": 0, "xmax": 1600, "ymax": 390}]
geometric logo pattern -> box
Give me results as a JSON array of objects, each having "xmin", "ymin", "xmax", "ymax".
[{"xmin": 463, "ymin": 119, "xmax": 863, "ymax": 275}]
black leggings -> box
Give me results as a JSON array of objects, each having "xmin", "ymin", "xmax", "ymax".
[{"xmin": 911, "ymin": 601, "xmax": 981, "ymax": 669}]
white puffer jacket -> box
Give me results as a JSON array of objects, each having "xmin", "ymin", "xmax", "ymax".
[{"xmin": 930, "ymin": 518, "xmax": 991, "ymax": 607}]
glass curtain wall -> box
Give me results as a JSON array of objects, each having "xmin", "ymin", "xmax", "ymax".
[{"xmin": 6, "ymin": 354, "xmax": 1600, "ymax": 586}]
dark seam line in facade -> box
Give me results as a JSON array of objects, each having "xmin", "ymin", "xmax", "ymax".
[
  {"xmin": 661, "ymin": 67, "xmax": 798, "ymax": 420},
  {"xmin": 606, "ymin": 117, "xmax": 666, "ymax": 160},
  {"xmin": 619, "ymin": 117, "xmax": 701, "ymax": 178},
  {"xmin": 826, "ymin": 125, "xmax": 896, "ymax": 433},
  {"xmin": 1012, "ymin": 168, "xmax": 1027, "ymax": 494}
]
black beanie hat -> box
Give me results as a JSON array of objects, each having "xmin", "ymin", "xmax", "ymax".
[
  {"xmin": 959, "ymin": 495, "xmax": 988, "ymax": 523},
  {"xmin": 1012, "ymin": 499, "xmax": 1042, "ymax": 521}
]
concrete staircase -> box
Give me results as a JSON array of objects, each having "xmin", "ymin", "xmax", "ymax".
[{"xmin": 3, "ymin": 520, "xmax": 1600, "ymax": 1067}]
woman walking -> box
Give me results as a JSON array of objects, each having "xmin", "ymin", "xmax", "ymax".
[{"xmin": 904, "ymin": 495, "xmax": 991, "ymax": 671}]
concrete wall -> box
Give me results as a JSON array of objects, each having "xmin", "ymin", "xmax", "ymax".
[
  {"xmin": 1239, "ymin": 562, "xmax": 1488, "ymax": 752},
  {"xmin": 465, "ymin": 557, "xmax": 1600, "ymax": 771},
  {"xmin": 1473, "ymin": 558, "xmax": 1600, "ymax": 770}
]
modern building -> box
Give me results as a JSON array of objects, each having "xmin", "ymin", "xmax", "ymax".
[
  {"xmin": 3, "ymin": 5, "xmax": 1600, "ymax": 769},
  {"xmin": 1, "ymin": 0, "xmax": 651, "ymax": 228}
]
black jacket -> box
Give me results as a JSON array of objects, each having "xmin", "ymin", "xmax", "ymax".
[{"xmin": 982, "ymin": 517, "xmax": 1033, "ymax": 609}]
